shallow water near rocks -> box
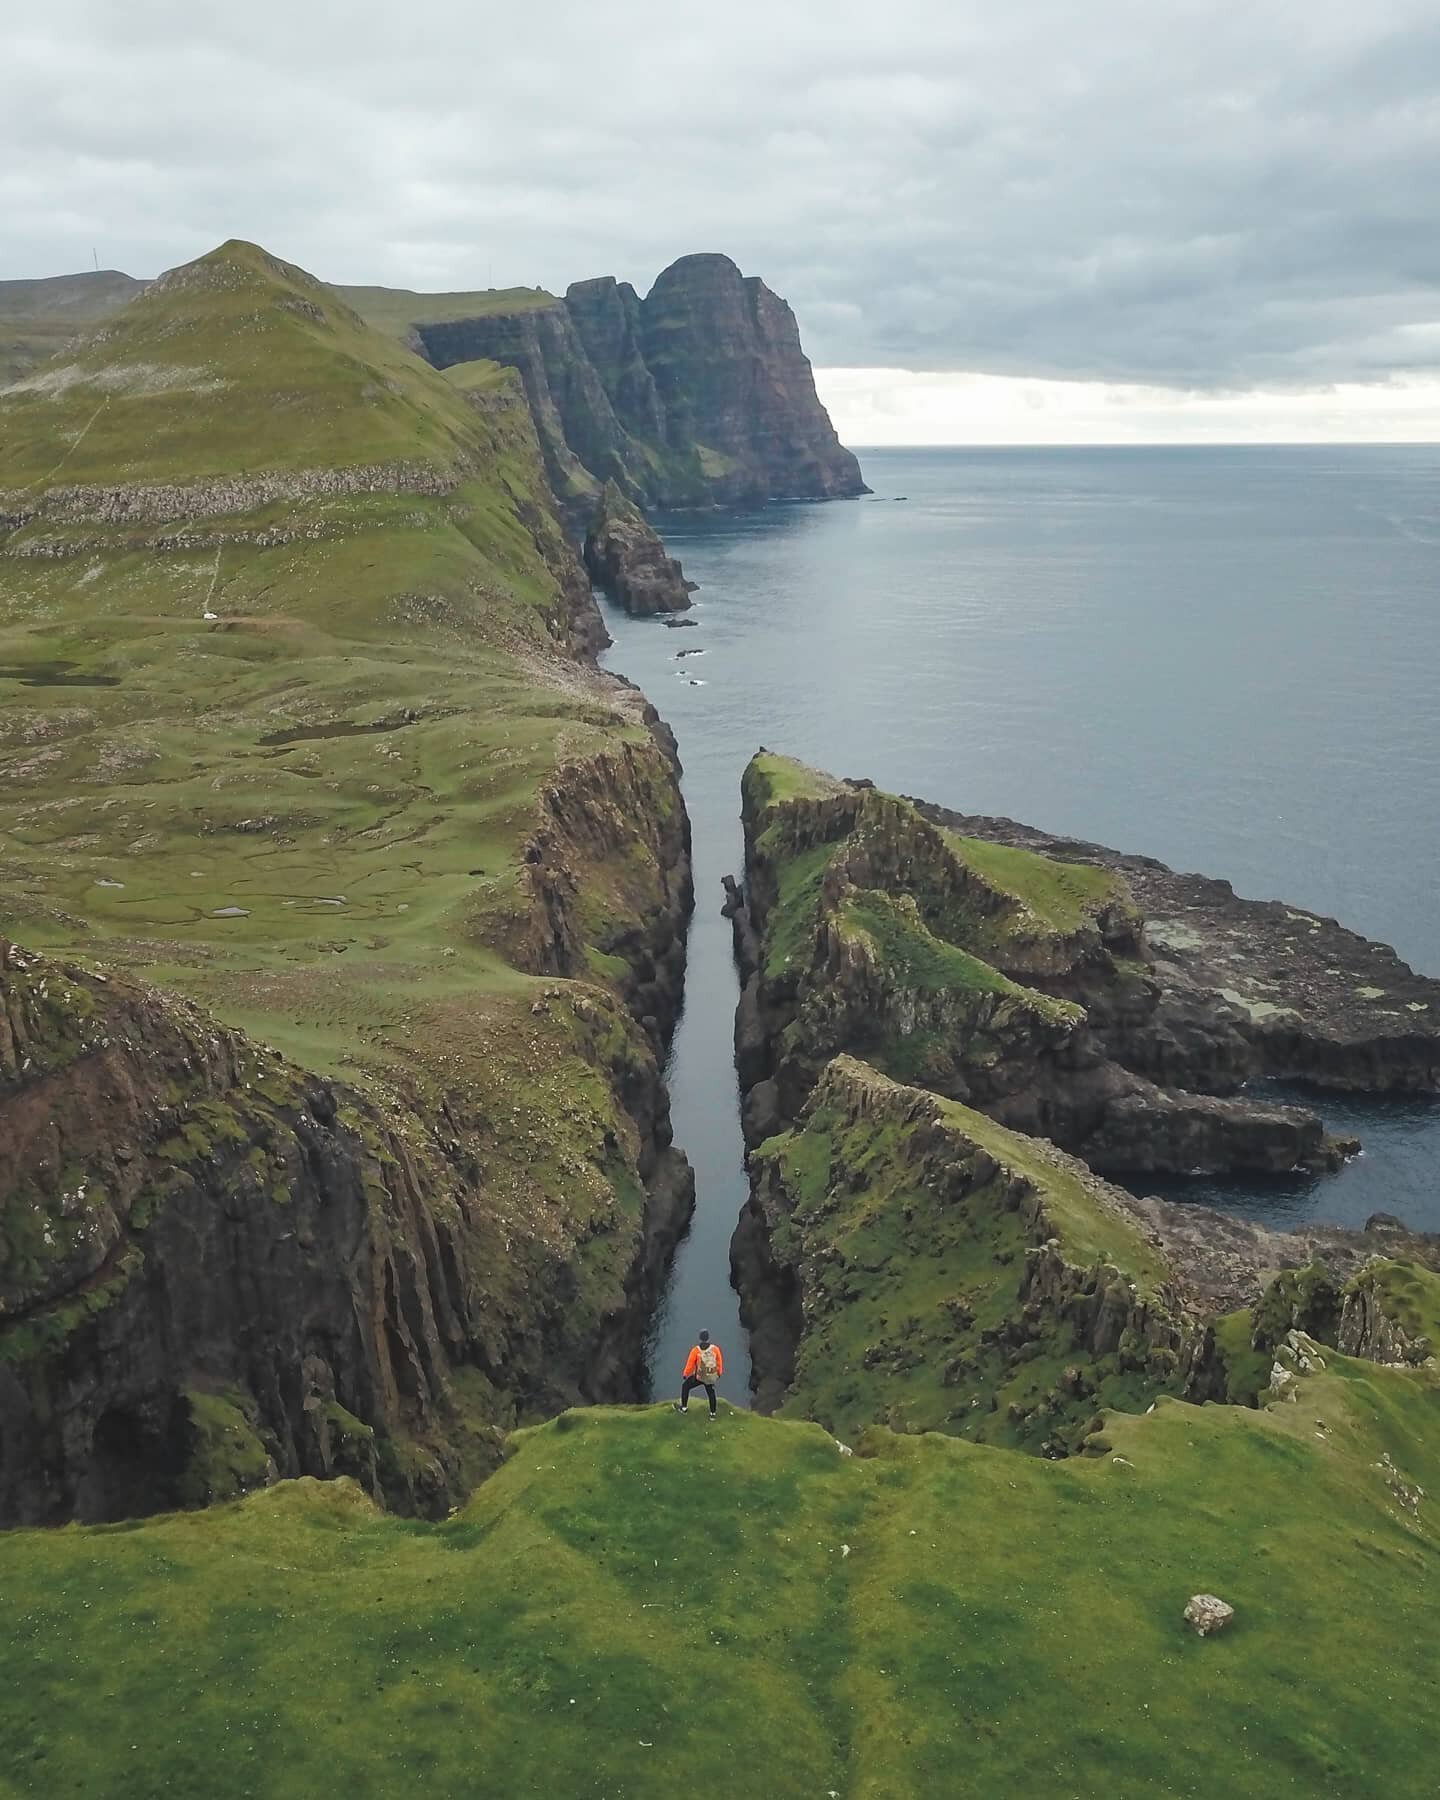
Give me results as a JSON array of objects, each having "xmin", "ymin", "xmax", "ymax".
[{"xmin": 601, "ymin": 444, "xmax": 1440, "ymax": 1395}]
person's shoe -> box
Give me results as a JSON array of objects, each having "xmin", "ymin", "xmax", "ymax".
[
  {"xmin": 673, "ymin": 1403, "xmax": 687, "ymax": 1413},
  {"xmin": 707, "ymin": 1411, "xmax": 716, "ymax": 1421}
]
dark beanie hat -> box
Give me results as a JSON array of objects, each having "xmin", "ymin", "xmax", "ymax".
[{"xmin": 699, "ymin": 1330, "xmax": 711, "ymax": 1346}]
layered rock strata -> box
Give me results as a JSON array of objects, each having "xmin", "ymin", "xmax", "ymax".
[{"xmin": 0, "ymin": 931, "xmax": 691, "ymax": 1526}]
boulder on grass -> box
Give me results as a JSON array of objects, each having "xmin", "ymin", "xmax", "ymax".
[{"xmin": 1184, "ymin": 1594, "xmax": 1235, "ymax": 1636}]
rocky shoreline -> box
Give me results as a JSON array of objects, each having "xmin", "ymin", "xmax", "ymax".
[
  {"xmin": 912, "ymin": 799, "xmax": 1440, "ymax": 1095},
  {"xmin": 725, "ymin": 754, "xmax": 1440, "ymax": 1426}
]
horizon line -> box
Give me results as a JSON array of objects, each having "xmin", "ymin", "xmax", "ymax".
[{"xmin": 844, "ymin": 438, "xmax": 1440, "ymax": 451}]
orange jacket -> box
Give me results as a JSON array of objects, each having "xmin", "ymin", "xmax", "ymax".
[{"xmin": 683, "ymin": 1344, "xmax": 723, "ymax": 1380}]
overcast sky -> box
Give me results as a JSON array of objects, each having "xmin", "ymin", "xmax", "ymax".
[{"xmin": 9, "ymin": 1, "xmax": 1440, "ymax": 440}]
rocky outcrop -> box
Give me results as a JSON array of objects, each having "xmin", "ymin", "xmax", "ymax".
[
  {"xmin": 371, "ymin": 255, "xmax": 867, "ymax": 513},
  {"xmin": 731, "ymin": 755, "xmax": 1365, "ymax": 1180},
  {"xmin": 583, "ymin": 481, "xmax": 695, "ymax": 616},
  {"xmin": 730, "ymin": 751, "xmax": 1440, "ymax": 1446},
  {"xmin": 1337, "ymin": 1261, "xmax": 1436, "ymax": 1363},
  {"xmin": 912, "ymin": 800, "xmax": 1440, "ymax": 1097},
  {"xmin": 1111, "ymin": 1190, "xmax": 1440, "ymax": 1323},
  {"xmin": 734, "ymin": 1056, "xmax": 1440, "ymax": 1448},
  {"xmin": 733, "ymin": 1056, "xmax": 1192, "ymax": 1452},
  {"xmin": 502, "ymin": 722, "xmax": 695, "ymax": 1049},
  {"xmin": 0, "ymin": 460, "xmax": 466, "ymax": 528}
]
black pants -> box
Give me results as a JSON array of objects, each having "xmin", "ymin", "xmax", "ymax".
[{"xmin": 680, "ymin": 1377, "xmax": 717, "ymax": 1415}]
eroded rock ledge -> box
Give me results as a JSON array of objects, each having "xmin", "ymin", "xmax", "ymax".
[{"xmin": 909, "ymin": 798, "xmax": 1440, "ymax": 1094}]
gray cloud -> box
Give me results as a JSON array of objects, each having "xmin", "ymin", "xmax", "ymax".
[{"xmin": 7, "ymin": 0, "xmax": 1440, "ymax": 388}]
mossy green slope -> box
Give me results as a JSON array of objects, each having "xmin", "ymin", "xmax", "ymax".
[
  {"xmin": 0, "ymin": 241, "xmax": 672, "ymax": 1085},
  {"xmin": 750, "ymin": 1057, "xmax": 1183, "ymax": 1451},
  {"xmin": 745, "ymin": 751, "xmax": 1136, "ymax": 986},
  {"xmin": 3, "ymin": 1363, "xmax": 1438, "ymax": 1798},
  {"xmin": 738, "ymin": 753, "xmax": 1119, "ymax": 1116}
]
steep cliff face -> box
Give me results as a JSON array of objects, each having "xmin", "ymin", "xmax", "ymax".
[
  {"xmin": 638, "ymin": 254, "xmax": 866, "ymax": 504},
  {"xmin": 349, "ymin": 254, "xmax": 867, "ymax": 512},
  {"xmin": 0, "ymin": 935, "xmax": 690, "ymax": 1526},
  {"xmin": 412, "ymin": 302, "xmax": 635, "ymax": 511},
  {"xmin": 732, "ymin": 754, "xmax": 1365, "ymax": 1178},
  {"xmin": 564, "ymin": 277, "xmax": 667, "ymax": 448},
  {"xmin": 0, "ymin": 241, "xmax": 696, "ymax": 1525},
  {"xmin": 732, "ymin": 1056, "xmax": 1440, "ymax": 1446},
  {"xmin": 731, "ymin": 752, "xmax": 1440, "ymax": 1446}
]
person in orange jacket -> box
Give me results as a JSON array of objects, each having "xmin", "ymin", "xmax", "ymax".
[{"xmin": 674, "ymin": 1331, "xmax": 723, "ymax": 1418}]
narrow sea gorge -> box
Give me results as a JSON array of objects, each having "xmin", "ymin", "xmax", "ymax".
[{"xmin": 601, "ymin": 443, "xmax": 1440, "ymax": 1394}]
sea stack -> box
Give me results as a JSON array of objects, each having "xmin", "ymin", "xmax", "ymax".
[{"xmin": 583, "ymin": 481, "xmax": 695, "ymax": 615}]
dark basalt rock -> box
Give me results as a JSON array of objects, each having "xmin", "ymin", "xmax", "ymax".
[
  {"xmin": 565, "ymin": 276, "xmax": 667, "ymax": 449},
  {"xmin": 1115, "ymin": 1184, "xmax": 1440, "ymax": 1322},
  {"xmin": 416, "ymin": 302, "xmax": 634, "ymax": 514},
  {"xmin": 583, "ymin": 481, "xmax": 694, "ymax": 616},
  {"xmin": 635, "ymin": 253, "xmax": 868, "ymax": 505},
  {"xmin": 406, "ymin": 254, "xmax": 867, "ymax": 512}
]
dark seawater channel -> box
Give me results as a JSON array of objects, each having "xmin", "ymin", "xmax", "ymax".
[{"xmin": 600, "ymin": 444, "xmax": 1440, "ymax": 1393}]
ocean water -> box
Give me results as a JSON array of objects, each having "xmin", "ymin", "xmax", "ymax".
[{"xmin": 599, "ymin": 445, "xmax": 1440, "ymax": 1399}]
